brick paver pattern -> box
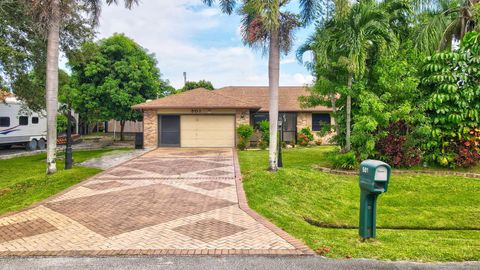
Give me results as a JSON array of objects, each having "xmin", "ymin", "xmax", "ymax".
[{"xmin": 0, "ymin": 148, "xmax": 309, "ymax": 255}]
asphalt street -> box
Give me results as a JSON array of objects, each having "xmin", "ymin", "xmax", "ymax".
[{"xmin": 0, "ymin": 256, "xmax": 478, "ymax": 270}]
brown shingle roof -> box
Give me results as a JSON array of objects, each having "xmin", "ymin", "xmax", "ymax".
[
  {"xmin": 132, "ymin": 86, "xmax": 332, "ymax": 112},
  {"xmin": 132, "ymin": 88, "xmax": 260, "ymax": 110},
  {"xmin": 215, "ymin": 86, "xmax": 332, "ymax": 112}
]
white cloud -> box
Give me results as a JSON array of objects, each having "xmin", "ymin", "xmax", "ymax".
[
  {"xmin": 280, "ymin": 58, "xmax": 296, "ymax": 65},
  {"xmin": 84, "ymin": 1, "xmax": 314, "ymax": 89}
]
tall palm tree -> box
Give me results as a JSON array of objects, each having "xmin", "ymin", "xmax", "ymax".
[
  {"xmin": 24, "ymin": 0, "xmax": 138, "ymax": 174},
  {"xmin": 298, "ymin": 0, "xmax": 394, "ymax": 151},
  {"xmin": 204, "ymin": 0, "xmax": 320, "ymax": 171},
  {"xmin": 415, "ymin": 0, "xmax": 479, "ymax": 53}
]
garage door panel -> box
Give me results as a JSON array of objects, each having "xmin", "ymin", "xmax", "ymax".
[{"xmin": 180, "ymin": 115, "xmax": 235, "ymax": 147}]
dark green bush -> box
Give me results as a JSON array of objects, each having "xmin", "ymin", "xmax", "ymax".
[
  {"xmin": 258, "ymin": 120, "xmax": 269, "ymax": 149},
  {"xmin": 329, "ymin": 151, "xmax": 357, "ymax": 170},
  {"xmin": 237, "ymin": 124, "xmax": 254, "ymax": 150}
]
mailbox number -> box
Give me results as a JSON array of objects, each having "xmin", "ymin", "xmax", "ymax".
[{"xmin": 362, "ymin": 167, "xmax": 368, "ymax": 173}]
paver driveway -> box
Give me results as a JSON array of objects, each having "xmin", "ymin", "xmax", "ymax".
[{"xmin": 0, "ymin": 148, "xmax": 312, "ymax": 256}]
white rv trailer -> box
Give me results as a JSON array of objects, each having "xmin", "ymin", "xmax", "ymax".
[{"xmin": 0, "ymin": 96, "xmax": 47, "ymax": 150}]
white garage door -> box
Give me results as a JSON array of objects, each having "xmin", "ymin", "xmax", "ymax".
[{"xmin": 180, "ymin": 115, "xmax": 235, "ymax": 147}]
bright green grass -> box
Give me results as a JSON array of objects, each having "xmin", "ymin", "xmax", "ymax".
[
  {"xmin": 0, "ymin": 149, "xmax": 126, "ymax": 215},
  {"xmin": 239, "ymin": 147, "xmax": 480, "ymax": 261}
]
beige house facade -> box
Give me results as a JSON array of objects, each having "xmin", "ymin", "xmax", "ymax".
[{"xmin": 133, "ymin": 87, "xmax": 334, "ymax": 149}]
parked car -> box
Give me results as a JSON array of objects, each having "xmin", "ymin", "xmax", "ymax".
[{"xmin": 0, "ymin": 95, "xmax": 47, "ymax": 151}]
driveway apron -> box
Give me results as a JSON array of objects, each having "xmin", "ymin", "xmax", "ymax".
[{"xmin": 0, "ymin": 148, "xmax": 312, "ymax": 256}]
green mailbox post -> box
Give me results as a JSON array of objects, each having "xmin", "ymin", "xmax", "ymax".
[{"xmin": 359, "ymin": 160, "xmax": 391, "ymax": 239}]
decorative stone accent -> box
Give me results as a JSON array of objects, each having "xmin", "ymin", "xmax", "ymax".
[
  {"xmin": 235, "ymin": 109, "xmax": 250, "ymax": 127},
  {"xmin": 143, "ymin": 110, "xmax": 157, "ymax": 149},
  {"xmin": 296, "ymin": 112, "xmax": 311, "ymax": 132}
]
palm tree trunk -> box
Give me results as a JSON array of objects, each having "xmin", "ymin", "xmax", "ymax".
[
  {"xmin": 46, "ymin": 0, "xmax": 61, "ymax": 174},
  {"xmin": 268, "ymin": 28, "xmax": 280, "ymax": 171},
  {"xmin": 345, "ymin": 73, "xmax": 352, "ymax": 152}
]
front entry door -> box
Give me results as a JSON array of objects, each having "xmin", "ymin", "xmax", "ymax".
[{"xmin": 159, "ymin": 115, "xmax": 180, "ymax": 147}]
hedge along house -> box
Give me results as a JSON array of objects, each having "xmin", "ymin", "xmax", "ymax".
[{"xmin": 132, "ymin": 86, "xmax": 333, "ymax": 148}]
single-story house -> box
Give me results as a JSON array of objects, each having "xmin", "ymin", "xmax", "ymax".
[{"xmin": 132, "ymin": 86, "xmax": 333, "ymax": 148}]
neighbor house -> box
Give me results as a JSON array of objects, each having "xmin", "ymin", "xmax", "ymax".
[{"xmin": 132, "ymin": 86, "xmax": 333, "ymax": 148}]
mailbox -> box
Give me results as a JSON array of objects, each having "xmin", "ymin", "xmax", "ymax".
[
  {"xmin": 359, "ymin": 160, "xmax": 391, "ymax": 193},
  {"xmin": 358, "ymin": 160, "xmax": 391, "ymax": 239}
]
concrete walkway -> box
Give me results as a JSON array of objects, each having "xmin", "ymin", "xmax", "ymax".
[{"xmin": 0, "ymin": 148, "xmax": 310, "ymax": 256}]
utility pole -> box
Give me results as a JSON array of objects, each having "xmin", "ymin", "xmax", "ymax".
[{"xmin": 183, "ymin": 72, "xmax": 187, "ymax": 86}]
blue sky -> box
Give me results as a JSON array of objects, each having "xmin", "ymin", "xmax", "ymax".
[{"xmin": 92, "ymin": 1, "xmax": 315, "ymax": 88}]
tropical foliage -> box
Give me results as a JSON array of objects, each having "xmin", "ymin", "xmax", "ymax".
[
  {"xmin": 300, "ymin": 0, "xmax": 480, "ymax": 168},
  {"xmin": 182, "ymin": 80, "xmax": 214, "ymax": 91},
  {"xmin": 422, "ymin": 31, "xmax": 480, "ymax": 167},
  {"xmin": 68, "ymin": 34, "xmax": 166, "ymax": 141}
]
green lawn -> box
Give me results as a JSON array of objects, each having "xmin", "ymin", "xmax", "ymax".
[
  {"xmin": 0, "ymin": 148, "xmax": 127, "ymax": 216},
  {"xmin": 239, "ymin": 147, "xmax": 480, "ymax": 261}
]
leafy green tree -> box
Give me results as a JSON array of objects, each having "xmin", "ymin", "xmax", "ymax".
[
  {"xmin": 204, "ymin": 0, "xmax": 321, "ymax": 171},
  {"xmin": 22, "ymin": 0, "xmax": 138, "ymax": 174},
  {"xmin": 299, "ymin": 0, "xmax": 395, "ymax": 151},
  {"xmin": 422, "ymin": 31, "xmax": 480, "ymax": 166},
  {"xmin": 69, "ymin": 34, "xmax": 165, "ymax": 141},
  {"xmin": 0, "ymin": 0, "xmax": 93, "ymax": 112},
  {"xmin": 182, "ymin": 80, "xmax": 214, "ymax": 91}
]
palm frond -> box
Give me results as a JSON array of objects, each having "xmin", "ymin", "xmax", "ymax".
[
  {"xmin": 299, "ymin": 0, "xmax": 320, "ymax": 24},
  {"xmin": 415, "ymin": 10, "xmax": 451, "ymax": 53},
  {"xmin": 203, "ymin": 0, "xmax": 236, "ymax": 14}
]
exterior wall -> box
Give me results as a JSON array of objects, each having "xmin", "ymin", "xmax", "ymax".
[
  {"xmin": 142, "ymin": 108, "xmax": 243, "ymax": 149},
  {"xmin": 297, "ymin": 112, "xmax": 336, "ymax": 144},
  {"xmin": 296, "ymin": 112, "xmax": 311, "ymax": 133},
  {"xmin": 142, "ymin": 107, "xmax": 336, "ymax": 148},
  {"xmin": 143, "ymin": 110, "xmax": 158, "ymax": 149}
]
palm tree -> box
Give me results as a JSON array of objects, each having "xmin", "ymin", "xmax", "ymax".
[
  {"xmin": 203, "ymin": 0, "xmax": 320, "ymax": 171},
  {"xmin": 415, "ymin": 0, "xmax": 479, "ymax": 53},
  {"xmin": 23, "ymin": 0, "xmax": 138, "ymax": 174},
  {"xmin": 298, "ymin": 0, "xmax": 394, "ymax": 151}
]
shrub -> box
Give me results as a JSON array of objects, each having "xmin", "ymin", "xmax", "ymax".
[
  {"xmin": 298, "ymin": 127, "xmax": 314, "ymax": 146},
  {"xmin": 236, "ymin": 124, "xmax": 254, "ymax": 151},
  {"xmin": 376, "ymin": 121, "xmax": 422, "ymax": 168},
  {"xmin": 237, "ymin": 140, "xmax": 248, "ymax": 151},
  {"xmin": 298, "ymin": 134, "xmax": 309, "ymax": 146},
  {"xmin": 422, "ymin": 32, "xmax": 480, "ymax": 167},
  {"xmin": 330, "ymin": 151, "xmax": 357, "ymax": 170},
  {"xmin": 454, "ymin": 128, "xmax": 480, "ymax": 168},
  {"xmin": 315, "ymin": 140, "xmax": 322, "ymax": 146},
  {"xmin": 257, "ymin": 120, "xmax": 269, "ymax": 149},
  {"xmin": 258, "ymin": 140, "xmax": 268, "ymax": 150}
]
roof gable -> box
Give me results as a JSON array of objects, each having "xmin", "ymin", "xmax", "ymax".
[
  {"xmin": 133, "ymin": 86, "xmax": 332, "ymax": 112},
  {"xmin": 132, "ymin": 88, "xmax": 260, "ymax": 110}
]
